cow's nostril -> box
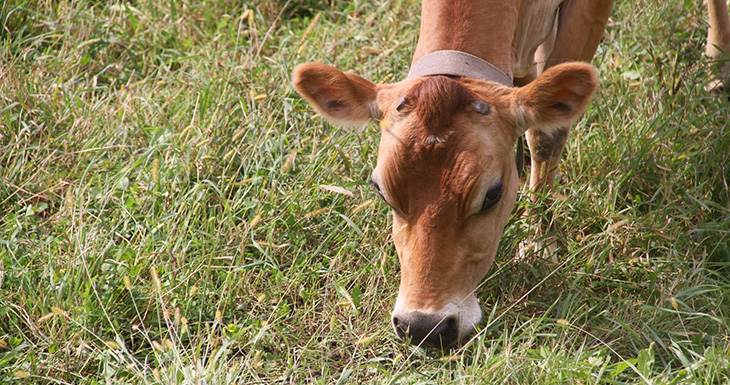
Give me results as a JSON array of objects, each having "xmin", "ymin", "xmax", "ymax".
[
  {"xmin": 392, "ymin": 317, "xmax": 408, "ymax": 339},
  {"xmin": 447, "ymin": 315, "xmax": 457, "ymax": 330},
  {"xmin": 431, "ymin": 315, "xmax": 456, "ymax": 336}
]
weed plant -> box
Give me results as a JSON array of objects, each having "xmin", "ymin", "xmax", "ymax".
[{"xmin": 1, "ymin": 0, "xmax": 729, "ymax": 383}]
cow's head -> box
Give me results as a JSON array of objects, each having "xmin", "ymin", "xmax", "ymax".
[{"xmin": 292, "ymin": 62, "xmax": 597, "ymax": 348}]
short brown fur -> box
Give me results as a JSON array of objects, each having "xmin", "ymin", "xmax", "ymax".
[{"xmin": 407, "ymin": 76, "xmax": 476, "ymax": 135}]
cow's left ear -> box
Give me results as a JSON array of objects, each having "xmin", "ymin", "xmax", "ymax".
[
  {"xmin": 292, "ymin": 63, "xmax": 381, "ymax": 127},
  {"xmin": 510, "ymin": 62, "xmax": 598, "ymax": 137}
]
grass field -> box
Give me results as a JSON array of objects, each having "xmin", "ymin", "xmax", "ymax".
[{"xmin": 1, "ymin": 0, "xmax": 729, "ymax": 383}]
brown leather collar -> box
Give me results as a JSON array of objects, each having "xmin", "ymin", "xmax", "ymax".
[{"xmin": 407, "ymin": 50, "xmax": 513, "ymax": 87}]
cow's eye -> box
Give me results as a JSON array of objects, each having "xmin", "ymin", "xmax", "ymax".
[
  {"xmin": 395, "ymin": 96, "xmax": 406, "ymax": 111},
  {"xmin": 480, "ymin": 179, "xmax": 502, "ymax": 212},
  {"xmin": 370, "ymin": 177, "xmax": 407, "ymax": 217},
  {"xmin": 369, "ymin": 178, "xmax": 387, "ymax": 202}
]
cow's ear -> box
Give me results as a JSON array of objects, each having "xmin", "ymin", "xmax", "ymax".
[
  {"xmin": 510, "ymin": 62, "xmax": 598, "ymax": 136},
  {"xmin": 292, "ymin": 63, "xmax": 381, "ymax": 127}
]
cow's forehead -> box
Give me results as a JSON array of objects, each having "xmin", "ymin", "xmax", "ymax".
[
  {"xmin": 374, "ymin": 83, "xmax": 514, "ymax": 220},
  {"xmin": 377, "ymin": 77, "xmax": 515, "ymax": 166}
]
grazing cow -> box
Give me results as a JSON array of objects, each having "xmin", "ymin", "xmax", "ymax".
[{"xmin": 292, "ymin": 0, "xmax": 730, "ymax": 349}]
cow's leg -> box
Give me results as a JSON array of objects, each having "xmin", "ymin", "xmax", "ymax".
[
  {"xmin": 707, "ymin": 0, "xmax": 730, "ymax": 93},
  {"xmin": 522, "ymin": 0, "xmax": 613, "ymax": 258}
]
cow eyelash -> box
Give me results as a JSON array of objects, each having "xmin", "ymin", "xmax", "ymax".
[
  {"xmin": 369, "ymin": 178, "xmax": 390, "ymax": 206},
  {"xmin": 395, "ymin": 96, "xmax": 406, "ymax": 111},
  {"xmin": 369, "ymin": 178, "xmax": 407, "ymax": 217}
]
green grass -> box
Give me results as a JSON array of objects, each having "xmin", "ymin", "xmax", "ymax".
[{"xmin": 1, "ymin": 0, "xmax": 729, "ymax": 383}]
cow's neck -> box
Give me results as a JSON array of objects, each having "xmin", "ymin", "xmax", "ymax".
[{"xmin": 412, "ymin": 0, "xmax": 520, "ymax": 77}]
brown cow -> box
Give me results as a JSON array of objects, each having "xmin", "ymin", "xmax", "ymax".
[{"xmin": 292, "ymin": 0, "xmax": 730, "ymax": 349}]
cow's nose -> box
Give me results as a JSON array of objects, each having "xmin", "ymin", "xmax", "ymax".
[{"xmin": 392, "ymin": 311, "xmax": 459, "ymax": 348}]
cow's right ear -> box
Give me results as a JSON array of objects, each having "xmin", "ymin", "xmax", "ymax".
[{"xmin": 292, "ymin": 63, "xmax": 381, "ymax": 127}]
